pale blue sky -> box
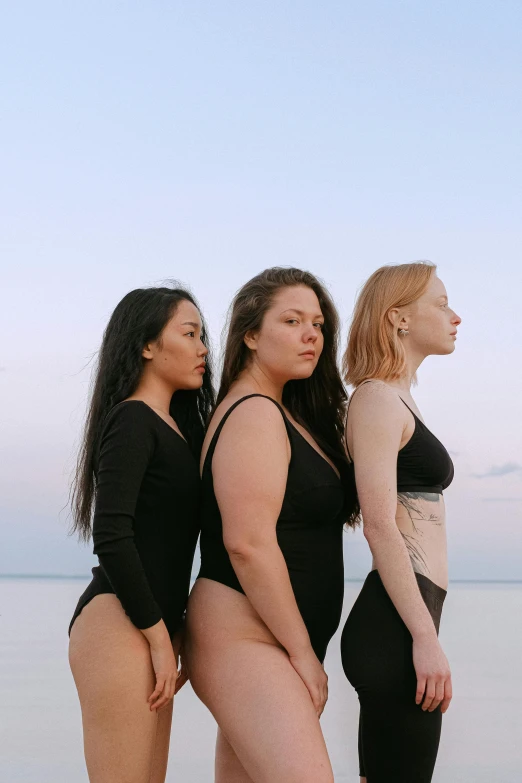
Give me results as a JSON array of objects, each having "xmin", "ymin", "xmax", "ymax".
[{"xmin": 1, "ymin": 1, "xmax": 521, "ymax": 578}]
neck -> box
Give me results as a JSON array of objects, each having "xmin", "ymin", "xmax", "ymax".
[
  {"xmin": 130, "ymin": 372, "xmax": 177, "ymax": 415},
  {"xmin": 233, "ymin": 364, "xmax": 285, "ymax": 404},
  {"xmin": 387, "ymin": 347, "xmax": 426, "ymax": 393}
]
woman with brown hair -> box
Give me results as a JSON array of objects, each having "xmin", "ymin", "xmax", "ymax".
[
  {"xmin": 340, "ymin": 262, "xmax": 461, "ymax": 782},
  {"xmin": 184, "ymin": 267, "xmax": 358, "ymax": 783}
]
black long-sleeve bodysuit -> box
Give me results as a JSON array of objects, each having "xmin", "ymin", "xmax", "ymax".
[{"xmin": 69, "ymin": 401, "xmax": 200, "ymax": 637}]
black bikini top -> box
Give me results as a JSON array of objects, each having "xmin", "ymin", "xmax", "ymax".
[{"xmin": 347, "ymin": 382, "xmax": 454, "ymax": 495}]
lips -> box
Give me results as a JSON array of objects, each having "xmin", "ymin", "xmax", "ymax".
[{"xmin": 299, "ymin": 351, "xmax": 316, "ymax": 359}]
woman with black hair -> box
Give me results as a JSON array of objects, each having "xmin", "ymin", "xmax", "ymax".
[
  {"xmin": 184, "ymin": 268, "xmax": 359, "ymax": 783},
  {"xmin": 68, "ymin": 285, "xmax": 214, "ymax": 783}
]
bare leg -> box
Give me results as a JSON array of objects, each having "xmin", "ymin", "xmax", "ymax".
[
  {"xmin": 189, "ymin": 638, "xmax": 334, "ymax": 783},
  {"xmin": 215, "ymin": 728, "xmax": 254, "ymax": 783},
  {"xmin": 69, "ymin": 595, "xmax": 173, "ymax": 783},
  {"xmin": 150, "ymin": 702, "xmax": 173, "ymax": 783}
]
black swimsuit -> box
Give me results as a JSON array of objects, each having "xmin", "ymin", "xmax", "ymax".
[
  {"xmin": 197, "ymin": 394, "xmax": 347, "ymax": 663},
  {"xmin": 69, "ymin": 401, "xmax": 201, "ymax": 638},
  {"xmin": 341, "ymin": 383, "xmax": 454, "ymax": 782}
]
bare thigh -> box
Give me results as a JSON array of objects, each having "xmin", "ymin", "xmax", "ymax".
[
  {"xmin": 68, "ymin": 594, "xmax": 173, "ymax": 783},
  {"xmin": 215, "ymin": 729, "xmax": 254, "ymax": 783},
  {"xmin": 188, "ymin": 638, "xmax": 334, "ymax": 783}
]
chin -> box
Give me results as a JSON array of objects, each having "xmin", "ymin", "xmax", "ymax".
[
  {"xmin": 178, "ymin": 377, "xmax": 204, "ymax": 391},
  {"xmin": 432, "ymin": 343, "xmax": 456, "ymax": 356},
  {"xmin": 289, "ymin": 366, "xmax": 317, "ymax": 381}
]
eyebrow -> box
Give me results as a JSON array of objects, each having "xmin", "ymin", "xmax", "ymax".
[
  {"xmin": 181, "ymin": 321, "xmax": 200, "ymax": 328},
  {"xmin": 437, "ymin": 295, "xmax": 448, "ymax": 302},
  {"xmin": 280, "ymin": 308, "xmax": 324, "ymax": 319}
]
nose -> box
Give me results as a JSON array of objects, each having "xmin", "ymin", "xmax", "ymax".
[
  {"xmin": 452, "ymin": 311, "xmax": 462, "ymax": 326},
  {"xmin": 302, "ymin": 324, "xmax": 318, "ymax": 343},
  {"xmin": 198, "ymin": 340, "xmax": 208, "ymax": 356}
]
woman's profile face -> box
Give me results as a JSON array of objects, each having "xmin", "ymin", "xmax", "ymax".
[
  {"xmin": 407, "ymin": 275, "xmax": 462, "ymax": 356},
  {"xmin": 143, "ymin": 299, "xmax": 208, "ymax": 390},
  {"xmin": 246, "ymin": 285, "xmax": 325, "ymax": 382}
]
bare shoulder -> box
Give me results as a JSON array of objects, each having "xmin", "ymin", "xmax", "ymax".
[
  {"xmin": 350, "ymin": 380, "xmax": 402, "ymax": 415},
  {"xmin": 347, "ymin": 380, "xmax": 407, "ymax": 442},
  {"xmin": 214, "ymin": 395, "xmax": 288, "ymax": 446},
  {"xmin": 212, "ymin": 395, "xmax": 290, "ymax": 486}
]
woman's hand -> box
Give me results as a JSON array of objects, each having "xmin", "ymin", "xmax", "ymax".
[
  {"xmin": 147, "ymin": 639, "xmax": 178, "ymax": 711},
  {"xmin": 413, "ymin": 634, "xmax": 452, "ymax": 713},
  {"xmin": 289, "ymin": 648, "xmax": 329, "ymax": 717}
]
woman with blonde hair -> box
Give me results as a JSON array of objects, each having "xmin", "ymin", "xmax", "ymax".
[{"xmin": 341, "ymin": 262, "xmax": 461, "ymax": 782}]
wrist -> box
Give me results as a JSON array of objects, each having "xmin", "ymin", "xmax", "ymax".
[
  {"xmin": 287, "ymin": 639, "xmax": 315, "ymax": 658},
  {"xmin": 141, "ymin": 620, "xmax": 170, "ymax": 648},
  {"xmin": 412, "ymin": 626, "xmax": 438, "ymax": 643}
]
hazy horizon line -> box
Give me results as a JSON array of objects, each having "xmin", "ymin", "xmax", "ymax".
[{"xmin": 1, "ymin": 573, "xmax": 521, "ymax": 585}]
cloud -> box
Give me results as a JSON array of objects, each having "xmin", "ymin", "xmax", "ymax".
[{"xmin": 473, "ymin": 462, "xmax": 522, "ymax": 479}]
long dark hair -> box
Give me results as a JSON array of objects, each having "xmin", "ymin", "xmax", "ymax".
[
  {"xmin": 218, "ymin": 267, "xmax": 359, "ymax": 527},
  {"xmin": 71, "ymin": 284, "xmax": 214, "ymax": 541}
]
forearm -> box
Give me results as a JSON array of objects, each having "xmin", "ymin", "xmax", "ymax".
[
  {"xmin": 95, "ymin": 536, "xmax": 163, "ymax": 630},
  {"xmin": 229, "ymin": 541, "xmax": 312, "ymax": 656},
  {"xmin": 365, "ymin": 521, "xmax": 438, "ymax": 641},
  {"xmin": 140, "ymin": 618, "xmax": 172, "ymax": 648}
]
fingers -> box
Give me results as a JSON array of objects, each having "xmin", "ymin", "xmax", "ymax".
[
  {"xmin": 148, "ymin": 673, "xmax": 176, "ymax": 711},
  {"xmin": 428, "ymin": 679, "xmax": 445, "ymax": 712},
  {"xmin": 419, "ymin": 675, "xmax": 452, "ymax": 712},
  {"xmin": 148, "ymin": 674, "xmax": 166, "ymax": 707},
  {"xmin": 415, "ymin": 675, "xmax": 426, "ymax": 706},
  {"xmin": 314, "ymin": 676, "xmax": 328, "ymax": 717},
  {"xmin": 440, "ymin": 676, "xmax": 453, "ymax": 714},
  {"xmin": 421, "ymin": 678, "xmax": 436, "ymax": 711}
]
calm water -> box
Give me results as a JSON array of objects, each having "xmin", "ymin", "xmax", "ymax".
[{"xmin": 1, "ymin": 577, "xmax": 521, "ymax": 782}]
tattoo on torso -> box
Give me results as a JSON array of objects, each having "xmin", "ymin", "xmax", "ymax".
[{"xmin": 397, "ymin": 492, "xmax": 442, "ymax": 577}]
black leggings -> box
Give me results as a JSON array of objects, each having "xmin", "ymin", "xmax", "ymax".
[{"xmin": 341, "ymin": 570, "xmax": 446, "ymax": 782}]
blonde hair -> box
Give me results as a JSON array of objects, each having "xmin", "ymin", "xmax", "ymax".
[{"xmin": 343, "ymin": 261, "xmax": 436, "ymax": 387}]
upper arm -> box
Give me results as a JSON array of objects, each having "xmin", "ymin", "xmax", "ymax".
[
  {"xmin": 211, "ymin": 398, "xmax": 290, "ymax": 553},
  {"xmin": 348, "ymin": 383, "xmax": 405, "ymax": 529},
  {"xmin": 93, "ymin": 404, "xmax": 155, "ymax": 546}
]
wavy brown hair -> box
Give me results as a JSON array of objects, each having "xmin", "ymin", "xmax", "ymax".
[
  {"xmin": 218, "ymin": 267, "xmax": 359, "ymax": 527},
  {"xmin": 343, "ymin": 262, "xmax": 436, "ymax": 387}
]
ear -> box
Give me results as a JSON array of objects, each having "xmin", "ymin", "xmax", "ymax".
[
  {"xmin": 387, "ymin": 307, "xmax": 409, "ymax": 332},
  {"xmin": 243, "ymin": 330, "xmax": 258, "ymax": 351},
  {"xmin": 142, "ymin": 343, "xmax": 154, "ymax": 360},
  {"xmin": 387, "ymin": 307, "xmax": 400, "ymax": 328}
]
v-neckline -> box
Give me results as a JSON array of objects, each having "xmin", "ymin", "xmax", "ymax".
[
  {"xmin": 117, "ymin": 400, "xmax": 188, "ymax": 444},
  {"xmin": 282, "ymin": 412, "xmax": 341, "ymax": 482}
]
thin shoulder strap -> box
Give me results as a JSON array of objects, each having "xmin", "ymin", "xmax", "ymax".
[
  {"xmin": 345, "ymin": 380, "xmax": 375, "ymax": 462},
  {"xmin": 398, "ymin": 396, "xmax": 419, "ymax": 420},
  {"xmin": 202, "ymin": 394, "xmax": 291, "ymax": 474}
]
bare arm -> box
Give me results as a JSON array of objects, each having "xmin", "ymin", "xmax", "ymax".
[
  {"xmin": 212, "ymin": 397, "xmax": 327, "ymax": 713},
  {"xmin": 349, "ymin": 382, "xmax": 452, "ymax": 712}
]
